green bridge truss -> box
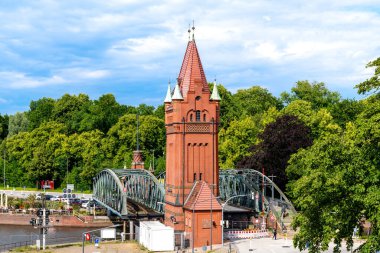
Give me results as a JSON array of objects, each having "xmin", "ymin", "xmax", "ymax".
[{"xmin": 93, "ymin": 168, "xmax": 296, "ymax": 224}]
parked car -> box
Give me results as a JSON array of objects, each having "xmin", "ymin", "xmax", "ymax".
[
  {"xmin": 51, "ymin": 195, "xmax": 64, "ymax": 201},
  {"xmin": 81, "ymin": 200, "xmax": 90, "ymax": 208}
]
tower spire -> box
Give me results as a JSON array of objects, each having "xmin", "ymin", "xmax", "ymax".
[
  {"xmin": 210, "ymin": 79, "xmax": 221, "ymax": 101},
  {"xmin": 192, "ymin": 20, "xmax": 195, "ymax": 41},
  {"xmin": 164, "ymin": 80, "xmax": 172, "ymax": 103},
  {"xmin": 172, "ymin": 80, "xmax": 183, "ymax": 100}
]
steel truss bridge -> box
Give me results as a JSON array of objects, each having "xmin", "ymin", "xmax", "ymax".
[{"xmin": 93, "ymin": 168, "xmax": 296, "ymax": 227}]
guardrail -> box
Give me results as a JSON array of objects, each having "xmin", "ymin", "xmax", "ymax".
[{"xmin": 227, "ymin": 229, "xmax": 270, "ymax": 239}]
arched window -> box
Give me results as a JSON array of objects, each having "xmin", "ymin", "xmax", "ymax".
[
  {"xmin": 196, "ymin": 110, "xmax": 201, "ymax": 122},
  {"xmin": 190, "ymin": 114, "xmax": 193, "ymax": 122},
  {"xmin": 203, "ymin": 114, "xmax": 206, "ymax": 122}
]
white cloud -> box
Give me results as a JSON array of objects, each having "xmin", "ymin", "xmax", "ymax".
[{"xmin": 0, "ymin": 0, "xmax": 380, "ymax": 113}]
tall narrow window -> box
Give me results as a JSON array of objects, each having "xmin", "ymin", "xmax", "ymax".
[
  {"xmin": 193, "ymin": 173, "xmax": 197, "ymax": 182},
  {"xmin": 203, "ymin": 114, "xmax": 206, "ymax": 122},
  {"xmin": 199, "ymin": 173, "xmax": 203, "ymax": 180},
  {"xmin": 196, "ymin": 110, "xmax": 201, "ymax": 121},
  {"xmin": 190, "ymin": 114, "xmax": 193, "ymax": 122}
]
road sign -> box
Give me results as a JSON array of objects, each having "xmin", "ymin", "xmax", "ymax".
[
  {"xmin": 95, "ymin": 237, "xmax": 100, "ymax": 247},
  {"xmin": 67, "ymin": 184, "xmax": 74, "ymax": 191},
  {"xmin": 85, "ymin": 233, "xmax": 91, "ymax": 241}
]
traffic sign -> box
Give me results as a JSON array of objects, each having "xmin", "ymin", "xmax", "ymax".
[
  {"xmin": 95, "ymin": 237, "xmax": 100, "ymax": 247},
  {"xmin": 85, "ymin": 233, "xmax": 91, "ymax": 241}
]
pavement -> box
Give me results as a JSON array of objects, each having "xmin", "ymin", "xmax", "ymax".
[{"xmin": 229, "ymin": 237, "xmax": 363, "ymax": 253}]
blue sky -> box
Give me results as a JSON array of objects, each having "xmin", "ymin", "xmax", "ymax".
[{"xmin": 0, "ymin": 0, "xmax": 379, "ymax": 114}]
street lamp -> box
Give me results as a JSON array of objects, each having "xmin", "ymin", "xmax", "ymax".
[
  {"xmin": 221, "ymin": 193, "xmax": 254, "ymax": 247},
  {"xmin": 192, "ymin": 196, "xmax": 221, "ymax": 253}
]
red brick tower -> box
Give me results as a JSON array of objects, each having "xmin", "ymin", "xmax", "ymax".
[{"xmin": 164, "ymin": 27, "xmax": 222, "ymax": 247}]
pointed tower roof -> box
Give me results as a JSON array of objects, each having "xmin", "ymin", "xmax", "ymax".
[
  {"xmin": 177, "ymin": 39, "xmax": 209, "ymax": 98},
  {"xmin": 172, "ymin": 81, "xmax": 183, "ymax": 100},
  {"xmin": 210, "ymin": 79, "xmax": 221, "ymax": 101},
  {"xmin": 164, "ymin": 82, "xmax": 172, "ymax": 103},
  {"xmin": 184, "ymin": 181, "xmax": 222, "ymax": 211}
]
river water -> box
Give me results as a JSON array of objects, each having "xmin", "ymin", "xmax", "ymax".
[{"xmin": 0, "ymin": 224, "xmax": 98, "ymax": 246}]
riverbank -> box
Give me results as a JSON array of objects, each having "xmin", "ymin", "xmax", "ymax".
[
  {"xmin": 10, "ymin": 241, "xmax": 147, "ymax": 253},
  {"xmin": 0, "ymin": 213, "xmax": 113, "ymax": 227}
]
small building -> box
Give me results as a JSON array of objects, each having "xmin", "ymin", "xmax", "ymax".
[{"xmin": 139, "ymin": 221, "xmax": 174, "ymax": 251}]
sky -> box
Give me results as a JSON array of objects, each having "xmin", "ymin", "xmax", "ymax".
[{"xmin": 0, "ymin": 0, "xmax": 380, "ymax": 114}]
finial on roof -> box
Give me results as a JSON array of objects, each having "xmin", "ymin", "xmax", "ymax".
[
  {"xmin": 164, "ymin": 80, "xmax": 172, "ymax": 103},
  {"xmin": 192, "ymin": 20, "xmax": 195, "ymax": 41},
  {"xmin": 188, "ymin": 24, "xmax": 191, "ymax": 41},
  {"xmin": 172, "ymin": 80, "xmax": 184, "ymax": 100},
  {"xmin": 210, "ymin": 79, "xmax": 221, "ymax": 101}
]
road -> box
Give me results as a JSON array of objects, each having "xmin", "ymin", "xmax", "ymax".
[
  {"xmin": 1, "ymin": 189, "xmax": 92, "ymax": 199},
  {"xmin": 230, "ymin": 238, "xmax": 363, "ymax": 253}
]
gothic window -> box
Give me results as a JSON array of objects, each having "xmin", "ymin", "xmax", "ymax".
[
  {"xmin": 196, "ymin": 110, "xmax": 201, "ymax": 121},
  {"xmin": 193, "ymin": 173, "xmax": 197, "ymax": 181},
  {"xmin": 199, "ymin": 173, "xmax": 203, "ymax": 180}
]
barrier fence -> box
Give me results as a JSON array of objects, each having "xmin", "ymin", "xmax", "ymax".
[{"xmin": 227, "ymin": 229, "xmax": 270, "ymax": 239}]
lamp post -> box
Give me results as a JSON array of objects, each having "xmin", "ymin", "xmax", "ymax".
[
  {"xmin": 3, "ymin": 140, "xmax": 6, "ymax": 190},
  {"xmin": 221, "ymin": 193, "xmax": 254, "ymax": 247},
  {"xmin": 192, "ymin": 196, "xmax": 220, "ymax": 253}
]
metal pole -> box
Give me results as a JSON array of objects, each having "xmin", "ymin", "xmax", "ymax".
[
  {"xmin": 3, "ymin": 145, "xmax": 5, "ymax": 190},
  {"xmin": 222, "ymin": 204, "xmax": 224, "ymax": 247},
  {"xmin": 82, "ymin": 233, "xmax": 85, "ymax": 253},
  {"xmin": 210, "ymin": 184, "xmax": 212, "ymax": 250},
  {"xmin": 192, "ymin": 208, "xmax": 195, "ymax": 253},
  {"xmin": 66, "ymin": 157, "xmax": 69, "ymax": 186},
  {"xmin": 42, "ymin": 209, "xmax": 46, "ymax": 250}
]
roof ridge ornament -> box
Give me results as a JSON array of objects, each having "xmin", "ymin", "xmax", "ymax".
[
  {"xmin": 210, "ymin": 79, "xmax": 221, "ymax": 101},
  {"xmin": 164, "ymin": 80, "xmax": 172, "ymax": 103},
  {"xmin": 192, "ymin": 20, "xmax": 195, "ymax": 41},
  {"xmin": 188, "ymin": 24, "xmax": 191, "ymax": 42},
  {"xmin": 172, "ymin": 80, "xmax": 184, "ymax": 100}
]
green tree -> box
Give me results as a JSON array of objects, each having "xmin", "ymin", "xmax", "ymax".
[
  {"xmin": 5, "ymin": 122, "xmax": 67, "ymax": 187},
  {"xmin": 281, "ymin": 81, "xmax": 340, "ymax": 109},
  {"xmin": 329, "ymin": 99, "xmax": 364, "ymax": 128},
  {"xmin": 52, "ymin": 94, "xmax": 92, "ymax": 134},
  {"xmin": 282, "ymin": 100, "xmax": 340, "ymax": 138},
  {"xmin": 234, "ymin": 86, "xmax": 282, "ymax": 117},
  {"xmin": 287, "ymin": 96, "xmax": 380, "ymax": 252},
  {"xmin": 79, "ymin": 94, "xmax": 126, "ymax": 133},
  {"xmin": 62, "ymin": 130, "xmax": 105, "ymax": 189},
  {"xmin": 27, "ymin": 97, "xmax": 55, "ymax": 130},
  {"xmin": 8, "ymin": 112, "xmax": 29, "ymax": 137},
  {"xmin": 104, "ymin": 114, "xmax": 165, "ymax": 168},
  {"xmin": 355, "ymin": 57, "xmax": 380, "ymax": 94},
  {"xmin": 217, "ymin": 84, "xmax": 241, "ymax": 129},
  {"xmin": 219, "ymin": 116, "xmax": 259, "ymax": 168},
  {"xmin": 154, "ymin": 104, "xmax": 165, "ymax": 119},
  {"xmin": 0, "ymin": 114, "xmax": 9, "ymax": 140}
]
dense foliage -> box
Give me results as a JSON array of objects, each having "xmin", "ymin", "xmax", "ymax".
[{"xmin": 0, "ymin": 57, "xmax": 380, "ymax": 251}]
